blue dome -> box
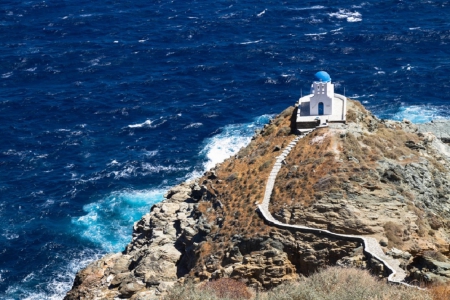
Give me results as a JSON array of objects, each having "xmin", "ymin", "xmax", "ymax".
[{"xmin": 314, "ymin": 71, "xmax": 331, "ymax": 82}]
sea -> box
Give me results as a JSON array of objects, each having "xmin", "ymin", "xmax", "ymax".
[{"xmin": 1, "ymin": 0, "xmax": 449, "ymax": 299}]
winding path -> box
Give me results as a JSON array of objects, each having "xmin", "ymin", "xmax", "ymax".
[{"xmin": 257, "ymin": 130, "xmax": 417, "ymax": 288}]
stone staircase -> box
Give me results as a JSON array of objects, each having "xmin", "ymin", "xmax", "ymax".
[{"xmin": 257, "ymin": 129, "xmax": 417, "ymax": 288}]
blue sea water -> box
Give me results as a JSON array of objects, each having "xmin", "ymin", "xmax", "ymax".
[{"xmin": 1, "ymin": 0, "xmax": 450, "ymax": 298}]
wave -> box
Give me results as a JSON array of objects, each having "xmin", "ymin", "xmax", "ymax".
[
  {"xmin": 2, "ymin": 248, "xmax": 103, "ymax": 300},
  {"xmin": 288, "ymin": 5, "xmax": 326, "ymax": 11},
  {"xmin": 196, "ymin": 114, "xmax": 272, "ymax": 174},
  {"xmin": 240, "ymin": 39, "xmax": 262, "ymax": 45},
  {"xmin": 127, "ymin": 119, "xmax": 153, "ymax": 128},
  {"xmin": 74, "ymin": 161, "xmax": 190, "ymax": 184},
  {"xmin": 391, "ymin": 105, "xmax": 448, "ymax": 123},
  {"xmin": 305, "ymin": 32, "xmax": 327, "ymax": 36},
  {"xmin": 72, "ymin": 189, "xmax": 165, "ymax": 252},
  {"xmin": 1, "ymin": 72, "xmax": 12, "ymax": 78},
  {"xmin": 329, "ymin": 9, "xmax": 362, "ymax": 22},
  {"xmin": 183, "ymin": 122, "xmax": 203, "ymax": 129},
  {"xmin": 127, "ymin": 118, "xmax": 167, "ymax": 129},
  {"xmin": 257, "ymin": 9, "xmax": 267, "ymax": 17}
]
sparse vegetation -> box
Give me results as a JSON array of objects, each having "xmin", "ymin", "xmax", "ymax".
[
  {"xmin": 384, "ymin": 221, "xmax": 404, "ymax": 248},
  {"xmin": 165, "ymin": 267, "xmax": 431, "ymax": 300},
  {"xmin": 423, "ymin": 250, "xmax": 447, "ymax": 262}
]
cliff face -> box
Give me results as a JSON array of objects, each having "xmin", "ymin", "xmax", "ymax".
[{"xmin": 65, "ymin": 100, "xmax": 450, "ymax": 299}]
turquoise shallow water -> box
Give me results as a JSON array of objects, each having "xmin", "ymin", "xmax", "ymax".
[{"xmin": 1, "ymin": 1, "xmax": 450, "ymax": 298}]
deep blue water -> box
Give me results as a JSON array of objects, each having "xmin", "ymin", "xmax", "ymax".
[{"xmin": 1, "ymin": 0, "xmax": 450, "ymax": 298}]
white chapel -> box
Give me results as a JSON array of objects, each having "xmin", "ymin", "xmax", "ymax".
[{"xmin": 296, "ymin": 71, "xmax": 347, "ymax": 130}]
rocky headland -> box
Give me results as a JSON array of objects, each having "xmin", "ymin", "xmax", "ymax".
[{"xmin": 65, "ymin": 100, "xmax": 450, "ymax": 299}]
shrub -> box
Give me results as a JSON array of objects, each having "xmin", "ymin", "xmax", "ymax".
[
  {"xmin": 226, "ymin": 173, "xmax": 238, "ymax": 182},
  {"xmin": 384, "ymin": 221, "xmax": 404, "ymax": 247},
  {"xmin": 262, "ymin": 125, "xmax": 275, "ymax": 136},
  {"xmin": 165, "ymin": 267, "xmax": 432, "ymax": 300},
  {"xmin": 203, "ymin": 278, "xmax": 251, "ymax": 299},
  {"xmin": 428, "ymin": 283, "xmax": 450, "ymax": 300},
  {"xmin": 262, "ymin": 267, "xmax": 430, "ymax": 300},
  {"xmin": 259, "ymin": 160, "xmax": 272, "ymax": 171},
  {"xmin": 277, "ymin": 126, "xmax": 291, "ymax": 137},
  {"xmin": 423, "ymin": 250, "xmax": 447, "ymax": 262}
]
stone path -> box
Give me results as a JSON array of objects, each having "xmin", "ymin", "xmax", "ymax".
[{"xmin": 257, "ymin": 130, "xmax": 418, "ymax": 288}]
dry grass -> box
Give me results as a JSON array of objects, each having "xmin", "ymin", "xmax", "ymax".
[
  {"xmin": 428, "ymin": 283, "xmax": 450, "ymax": 300},
  {"xmin": 203, "ymin": 278, "xmax": 252, "ymax": 299},
  {"xmin": 186, "ymin": 106, "xmax": 297, "ymax": 273},
  {"xmin": 423, "ymin": 250, "xmax": 447, "ymax": 262},
  {"xmin": 384, "ymin": 221, "xmax": 404, "ymax": 248},
  {"xmin": 165, "ymin": 267, "xmax": 431, "ymax": 300},
  {"xmin": 263, "ymin": 267, "xmax": 430, "ymax": 300}
]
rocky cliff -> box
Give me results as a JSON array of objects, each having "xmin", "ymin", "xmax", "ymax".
[{"xmin": 65, "ymin": 100, "xmax": 450, "ymax": 299}]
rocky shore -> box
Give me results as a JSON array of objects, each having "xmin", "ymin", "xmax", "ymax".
[{"xmin": 65, "ymin": 101, "xmax": 450, "ymax": 299}]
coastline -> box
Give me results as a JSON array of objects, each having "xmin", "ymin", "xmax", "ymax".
[{"xmin": 65, "ymin": 102, "xmax": 450, "ymax": 299}]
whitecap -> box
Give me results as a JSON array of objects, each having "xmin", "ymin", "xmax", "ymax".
[
  {"xmin": 288, "ymin": 5, "xmax": 325, "ymax": 10},
  {"xmin": 4, "ymin": 248, "xmax": 103, "ymax": 300},
  {"xmin": 240, "ymin": 39, "xmax": 262, "ymax": 45},
  {"xmin": 331, "ymin": 27, "xmax": 344, "ymax": 32},
  {"xmin": 193, "ymin": 114, "xmax": 272, "ymax": 174},
  {"xmin": 127, "ymin": 119, "xmax": 152, "ymax": 128},
  {"xmin": 64, "ymin": 164, "xmax": 75, "ymax": 170},
  {"xmin": 72, "ymin": 189, "xmax": 165, "ymax": 252},
  {"xmin": 2, "ymin": 72, "xmax": 12, "ymax": 78},
  {"xmin": 141, "ymin": 163, "xmax": 190, "ymax": 174},
  {"xmin": 391, "ymin": 105, "xmax": 447, "ymax": 123},
  {"xmin": 257, "ymin": 9, "xmax": 266, "ymax": 17},
  {"xmin": 265, "ymin": 77, "xmax": 278, "ymax": 84},
  {"xmin": 143, "ymin": 150, "xmax": 158, "ymax": 157},
  {"xmin": 329, "ymin": 9, "xmax": 362, "ymax": 22},
  {"xmin": 183, "ymin": 122, "xmax": 203, "ymax": 129},
  {"xmin": 108, "ymin": 160, "xmax": 119, "ymax": 166},
  {"xmin": 305, "ymin": 32, "xmax": 327, "ymax": 36},
  {"xmin": 401, "ymin": 64, "xmax": 414, "ymax": 71},
  {"xmin": 219, "ymin": 12, "xmax": 237, "ymax": 19}
]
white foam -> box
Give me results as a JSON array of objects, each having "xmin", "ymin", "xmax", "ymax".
[
  {"xmin": 196, "ymin": 114, "xmax": 272, "ymax": 173},
  {"xmin": 331, "ymin": 27, "xmax": 344, "ymax": 32},
  {"xmin": 2, "ymin": 72, "xmax": 12, "ymax": 78},
  {"xmin": 257, "ymin": 9, "xmax": 266, "ymax": 17},
  {"xmin": 329, "ymin": 9, "xmax": 362, "ymax": 22},
  {"xmin": 305, "ymin": 32, "xmax": 327, "ymax": 36},
  {"xmin": 141, "ymin": 163, "xmax": 190, "ymax": 174},
  {"xmin": 127, "ymin": 119, "xmax": 153, "ymax": 128},
  {"xmin": 240, "ymin": 39, "xmax": 262, "ymax": 45},
  {"xmin": 289, "ymin": 5, "xmax": 325, "ymax": 10},
  {"xmin": 143, "ymin": 150, "xmax": 158, "ymax": 157},
  {"xmin": 109, "ymin": 159, "xmax": 119, "ymax": 165},
  {"xmin": 72, "ymin": 189, "xmax": 165, "ymax": 252},
  {"xmin": 401, "ymin": 64, "xmax": 414, "ymax": 71},
  {"xmin": 183, "ymin": 122, "xmax": 203, "ymax": 129},
  {"xmin": 4, "ymin": 248, "xmax": 103, "ymax": 300},
  {"xmin": 392, "ymin": 105, "xmax": 447, "ymax": 123}
]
